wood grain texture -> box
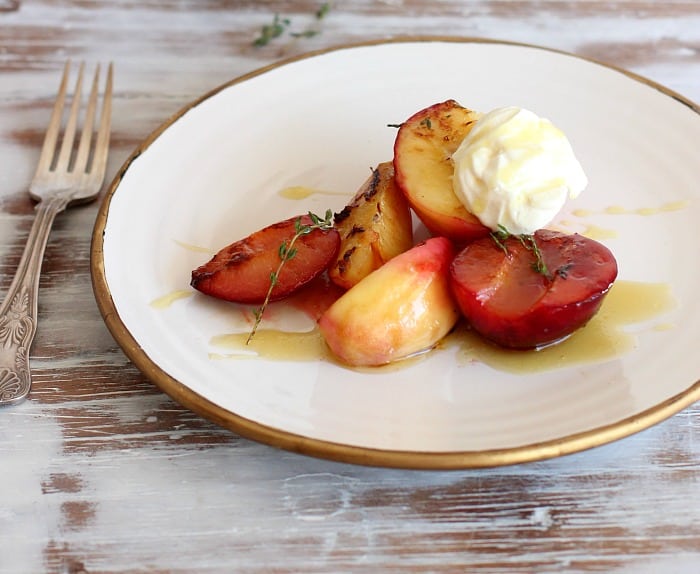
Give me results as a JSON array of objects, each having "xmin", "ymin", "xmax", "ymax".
[{"xmin": 1, "ymin": 1, "xmax": 699, "ymax": 572}]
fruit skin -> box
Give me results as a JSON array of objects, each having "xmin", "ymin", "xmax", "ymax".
[
  {"xmin": 393, "ymin": 100, "xmax": 490, "ymax": 243},
  {"xmin": 449, "ymin": 230, "xmax": 618, "ymax": 349},
  {"xmin": 318, "ymin": 236, "xmax": 460, "ymax": 367},
  {"xmin": 329, "ymin": 161, "xmax": 413, "ymax": 289},
  {"xmin": 191, "ymin": 215, "xmax": 340, "ymax": 304}
]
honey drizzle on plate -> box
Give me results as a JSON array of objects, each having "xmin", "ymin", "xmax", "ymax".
[
  {"xmin": 449, "ymin": 281, "xmax": 675, "ymax": 373},
  {"xmin": 206, "ymin": 280, "xmax": 676, "ymax": 373},
  {"xmin": 150, "ymin": 290, "xmax": 193, "ymax": 309},
  {"xmin": 173, "ymin": 240, "xmax": 213, "ymax": 254},
  {"xmin": 571, "ymin": 200, "xmax": 689, "ymax": 218},
  {"xmin": 278, "ymin": 186, "xmax": 347, "ymax": 200},
  {"xmin": 558, "ymin": 200, "xmax": 689, "ymax": 240},
  {"xmin": 210, "ymin": 329, "xmax": 330, "ymax": 362}
]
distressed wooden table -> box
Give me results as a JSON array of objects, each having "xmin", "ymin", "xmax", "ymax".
[{"xmin": 1, "ymin": 2, "xmax": 699, "ymax": 572}]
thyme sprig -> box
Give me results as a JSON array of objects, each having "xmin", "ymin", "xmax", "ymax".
[
  {"xmin": 520, "ymin": 234, "xmax": 551, "ymax": 278},
  {"xmin": 253, "ymin": 13, "xmax": 291, "ymax": 47},
  {"xmin": 489, "ymin": 225, "xmax": 551, "ymax": 279},
  {"xmin": 253, "ymin": 3, "xmax": 332, "ymax": 47},
  {"xmin": 489, "ymin": 224, "xmax": 511, "ymax": 255},
  {"xmin": 247, "ymin": 210, "xmax": 334, "ymax": 344}
]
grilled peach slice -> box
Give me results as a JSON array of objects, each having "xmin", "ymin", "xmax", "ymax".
[
  {"xmin": 393, "ymin": 100, "xmax": 490, "ymax": 243},
  {"xmin": 449, "ymin": 230, "xmax": 618, "ymax": 349},
  {"xmin": 191, "ymin": 214, "xmax": 340, "ymax": 304},
  {"xmin": 329, "ymin": 161, "xmax": 413, "ymax": 289},
  {"xmin": 319, "ymin": 237, "xmax": 459, "ymax": 367}
]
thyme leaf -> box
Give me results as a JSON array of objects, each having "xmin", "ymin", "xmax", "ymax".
[
  {"xmin": 316, "ymin": 2, "xmax": 332, "ymax": 19},
  {"xmin": 556, "ymin": 263, "xmax": 573, "ymax": 279}
]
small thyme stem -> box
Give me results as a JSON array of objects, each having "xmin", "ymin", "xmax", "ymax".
[
  {"xmin": 522, "ymin": 234, "xmax": 551, "ymax": 279},
  {"xmin": 489, "ymin": 226, "xmax": 551, "ymax": 279},
  {"xmin": 246, "ymin": 210, "xmax": 333, "ymax": 344},
  {"xmin": 489, "ymin": 224, "xmax": 511, "ymax": 255}
]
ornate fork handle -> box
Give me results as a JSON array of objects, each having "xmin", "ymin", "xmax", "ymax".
[
  {"xmin": 0, "ymin": 193, "xmax": 72, "ymax": 405},
  {"xmin": 0, "ymin": 62, "xmax": 112, "ymax": 406}
]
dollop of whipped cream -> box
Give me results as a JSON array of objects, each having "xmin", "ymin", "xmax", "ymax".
[{"xmin": 451, "ymin": 106, "xmax": 587, "ymax": 235}]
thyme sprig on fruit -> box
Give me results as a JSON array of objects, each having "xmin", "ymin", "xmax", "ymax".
[
  {"xmin": 247, "ymin": 210, "xmax": 334, "ymax": 344},
  {"xmin": 490, "ymin": 224, "xmax": 551, "ymax": 279},
  {"xmin": 489, "ymin": 224, "xmax": 511, "ymax": 254}
]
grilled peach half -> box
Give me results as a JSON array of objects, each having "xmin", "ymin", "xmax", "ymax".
[{"xmin": 393, "ymin": 100, "xmax": 490, "ymax": 243}]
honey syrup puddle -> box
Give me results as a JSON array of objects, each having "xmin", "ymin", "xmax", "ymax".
[
  {"xmin": 206, "ymin": 280, "xmax": 676, "ymax": 374},
  {"xmin": 210, "ymin": 329, "xmax": 329, "ymax": 362},
  {"xmin": 449, "ymin": 281, "xmax": 675, "ymax": 373}
]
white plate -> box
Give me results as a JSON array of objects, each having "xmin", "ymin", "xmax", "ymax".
[{"xmin": 92, "ymin": 38, "xmax": 700, "ymax": 468}]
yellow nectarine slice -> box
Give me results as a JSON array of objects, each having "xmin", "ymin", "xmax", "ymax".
[
  {"xmin": 318, "ymin": 236, "xmax": 459, "ymax": 367},
  {"xmin": 329, "ymin": 161, "xmax": 413, "ymax": 289}
]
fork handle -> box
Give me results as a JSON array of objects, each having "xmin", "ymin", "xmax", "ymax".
[{"xmin": 0, "ymin": 194, "xmax": 71, "ymax": 406}]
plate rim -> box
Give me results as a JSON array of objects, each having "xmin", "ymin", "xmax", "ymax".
[{"xmin": 90, "ymin": 36, "xmax": 700, "ymax": 469}]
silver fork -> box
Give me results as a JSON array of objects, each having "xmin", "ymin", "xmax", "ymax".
[{"xmin": 0, "ymin": 61, "xmax": 113, "ymax": 406}]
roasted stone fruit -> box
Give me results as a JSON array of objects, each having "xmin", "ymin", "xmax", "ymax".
[
  {"xmin": 393, "ymin": 100, "xmax": 490, "ymax": 243},
  {"xmin": 449, "ymin": 230, "xmax": 618, "ymax": 349},
  {"xmin": 191, "ymin": 214, "xmax": 340, "ymax": 304},
  {"xmin": 329, "ymin": 161, "xmax": 413, "ymax": 289},
  {"xmin": 319, "ymin": 236, "xmax": 460, "ymax": 367}
]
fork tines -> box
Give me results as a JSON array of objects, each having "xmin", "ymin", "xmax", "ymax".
[{"xmin": 37, "ymin": 61, "xmax": 113, "ymax": 177}]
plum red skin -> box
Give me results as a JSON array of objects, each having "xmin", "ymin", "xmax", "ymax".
[
  {"xmin": 449, "ymin": 230, "xmax": 618, "ymax": 349},
  {"xmin": 191, "ymin": 215, "xmax": 340, "ymax": 305}
]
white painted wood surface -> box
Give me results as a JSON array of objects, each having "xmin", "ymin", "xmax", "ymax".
[{"xmin": 1, "ymin": 2, "xmax": 699, "ymax": 572}]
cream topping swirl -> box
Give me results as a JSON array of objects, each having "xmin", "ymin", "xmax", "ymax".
[{"xmin": 452, "ymin": 106, "xmax": 587, "ymax": 235}]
